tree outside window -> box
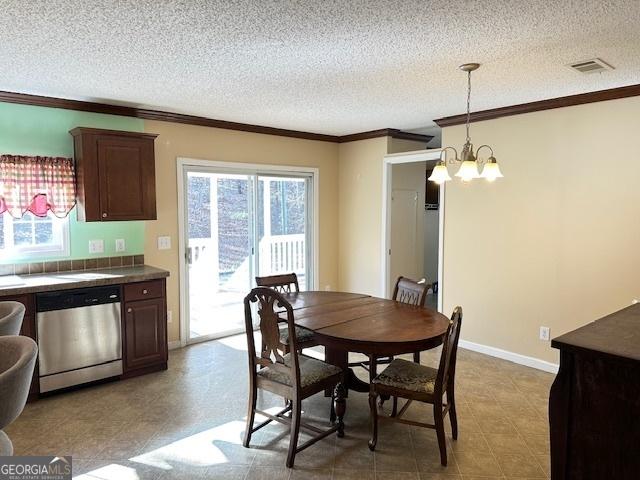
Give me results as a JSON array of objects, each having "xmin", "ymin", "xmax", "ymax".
[{"xmin": 0, "ymin": 211, "xmax": 69, "ymax": 258}]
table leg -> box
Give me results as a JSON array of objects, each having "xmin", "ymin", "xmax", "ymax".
[
  {"xmin": 368, "ymin": 354, "xmax": 378, "ymax": 450},
  {"xmin": 324, "ymin": 347, "xmax": 370, "ymax": 394}
]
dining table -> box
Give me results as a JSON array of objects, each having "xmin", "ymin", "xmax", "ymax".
[{"xmin": 282, "ymin": 290, "xmax": 451, "ymax": 393}]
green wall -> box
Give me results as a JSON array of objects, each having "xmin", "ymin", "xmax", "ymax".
[{"xmin": 0, "ymin": 102, "xmax": 146, "ymax": 264}]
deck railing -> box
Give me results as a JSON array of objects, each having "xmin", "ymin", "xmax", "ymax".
[
  {"xmin": 188, "ymin": 234, "xmax": 305, "ymax": 276},
  {"xmin": 258, "ymin": 234, "xmax": 305, "ymax": 275}
]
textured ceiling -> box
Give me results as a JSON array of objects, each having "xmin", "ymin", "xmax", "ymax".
[{"xmin": 1, "ymin": 0, "xmax": 639, "ymax": 135}]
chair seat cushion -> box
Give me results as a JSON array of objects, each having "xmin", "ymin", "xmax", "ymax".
[
  {"xmin": 279, "ymin": 325, "xmax": 316, "ymax": 345},
  {"xmin": 373, "ymin": 358, "xmax": 438, "ymax": 395},
  {"xmin": 258, "ymin": 354, "xmax": 342, "ymax": 389}
]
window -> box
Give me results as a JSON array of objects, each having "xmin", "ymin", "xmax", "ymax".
[{"xmin": 0, "ymin": 212, "xmax": 70, "ymax": 257}]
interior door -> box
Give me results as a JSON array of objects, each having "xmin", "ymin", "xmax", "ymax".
[
  {"xmin": 186, "ymin": 171, "xmax": 253, "ymax": 341},
  {"xmin": 389, "ymin": 189, "xmax": 419, "ymax": 294}
]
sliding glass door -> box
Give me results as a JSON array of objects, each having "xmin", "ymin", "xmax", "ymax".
[
  {"xmin": 257, "ymin": 176, "xmax": 309, "ymax": 290},
  {"xmin": 182, "ymin": 166, "xmax": 312, "ymax": 343}
]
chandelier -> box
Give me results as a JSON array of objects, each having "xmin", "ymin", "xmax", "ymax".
[{"xmin": 429, "ymin": 63, "xmax": 503, "ymax": 184}]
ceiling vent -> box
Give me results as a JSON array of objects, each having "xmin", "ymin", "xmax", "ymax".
[{"xmin": 568, "ymin": 58, "xmax": 614, "ymax": 74}]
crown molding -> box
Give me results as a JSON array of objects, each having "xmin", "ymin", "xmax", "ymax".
[
  {"xmin": 0, "ymin": 90, "xmax": 339, "ymax": 142},
  {"xmin": 337, "ymin": 128, "xmax": 433, "ymax": 144},
  {"xmin": 0, "ymin": 90, "xmax": 432, "ymax": 144},
  {"xmin": 433, "ymin": 83, "xmax": 640, "ymax": 127}
]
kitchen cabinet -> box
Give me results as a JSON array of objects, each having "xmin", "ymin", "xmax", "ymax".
[
  {"xmin": 70, "ymin": 127, "xmax": 158, "ymax": 221},
  {"xmin": 122, "ymin": 279, "xmax": 168, "ymax": 374},
  {"xmin": 0, "ymin": 270, "xmax": 169, "ymax": 400}
]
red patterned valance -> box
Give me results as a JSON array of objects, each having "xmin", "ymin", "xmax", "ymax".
[{"xmin": 0, "ymin": 155, "xmax": 76, "ymax": 218}]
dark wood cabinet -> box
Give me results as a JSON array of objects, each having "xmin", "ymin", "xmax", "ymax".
[
  {"xmin": 70, "ymin": 127, "xmax": 158, "ymax": 221},
  {"xmin": 122, "ymin": 279, "xmax": 168, "ymax": 374},
  {"xmin": 1, "ymin": 275, "xmax": 169, "ymax": 399},
  {"xmin": 425, "ymin": 168, "xmax": 440, "ymax": 210},
  {"xmin": 550, "ymin": 304, "xmax": 640, "ymax": 479}
]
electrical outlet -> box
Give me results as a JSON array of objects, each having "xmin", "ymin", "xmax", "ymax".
[
  {"xmin": 167, "ymin": 310, "xmax": 173, "ymax": 324},
  {"xmin": 115, "ymin": 238, "xmax": 126, "ymax": 252},
  {"xmin": 88, "ymin": 239, "xmax": 104, "ymax": 254},
  {"xmin": 539, "ymin": 326, "xmax": 550, "ymax": 341},
  {"xmin": 157, "ymin": 236, "xmax": 171, "ymax": 250}
]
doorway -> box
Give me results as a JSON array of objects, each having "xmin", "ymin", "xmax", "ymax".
[
  {"xmin": 178, "ymin": 160, "xmax": 317, "ymax": 344},
  {"xmin": 382, "ymin": 149, "xmax": 444, "ymax": 310}
]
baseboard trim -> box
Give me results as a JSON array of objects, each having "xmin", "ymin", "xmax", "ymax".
[
  {"xmin": 459, "ymin": 339, "xmax": 559, "ymax": 374},
  {"xmin": 168, "ymin": 340, "xmax": 183, "ymax": 350}
]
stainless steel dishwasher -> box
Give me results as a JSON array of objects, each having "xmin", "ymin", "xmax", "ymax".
[{"xmin": 36, "ymin": 285, "xmax": 122, "ymax": 393}]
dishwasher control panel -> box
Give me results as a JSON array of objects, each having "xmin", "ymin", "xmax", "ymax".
[{"xmin": 36, "ymin": 285, "xmax": 120, "ymax": 312}]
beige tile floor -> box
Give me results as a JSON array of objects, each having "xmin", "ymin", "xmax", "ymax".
[{"xmin": 5, "ymin": 334, "xmax": 554, "ymax": 479}]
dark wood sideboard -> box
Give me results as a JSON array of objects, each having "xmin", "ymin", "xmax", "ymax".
[{"xmin": 549, "ymin": 304, "xmax": 640, "ymax": 479}]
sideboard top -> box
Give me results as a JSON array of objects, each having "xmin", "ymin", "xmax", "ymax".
[{"xmin": 552, "ymin": 303, "xmax": 640, "ymax": 363}]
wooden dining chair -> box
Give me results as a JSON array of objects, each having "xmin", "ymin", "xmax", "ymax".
[
  {"xmin": 349, "ymin": 276, "xmax": 431, "ymax": 372},
  {"xmin": 255, "ymin": 273, "xmax": 320, "ymax": 354},
  {"xmin": 368, "ymin": 306, "xmax": 462, "ymax": 467},
  {"xmin": 243, "ymin": 287, "xmax": 346, "ymax": 468}
]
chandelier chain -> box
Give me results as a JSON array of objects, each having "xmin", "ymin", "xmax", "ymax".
[{"xmin": 466, "ymin": 70, "xmax": 471, "ymax": 143}]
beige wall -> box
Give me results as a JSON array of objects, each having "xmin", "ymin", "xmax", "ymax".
[
  {"xmin": 143, "ymin": 120, "xmax": 339, "ymax": 343},
  {"xmin": 337, "ymin": 137, "xmax": 430, "ymax": 296},
  {"xmin": 388, "ymin": 137, "xmax": 431, "ymax": 154},
  {"xmin": 337, "ymin": 137, "xmax": 389, "ymax": 295},
  {"xmin": 441, "ymin": 96, "xmax": 640, "ymax": 364},
  {"xmin": 142, "ymin": 96, "xmax": 640, "ymax": 368}
]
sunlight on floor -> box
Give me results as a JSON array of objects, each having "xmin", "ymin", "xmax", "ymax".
[
  {"xmin": 130, "ymin": 420, "xmax": 247, "ymax": 469},
  {"xmin": 75, "ymin": 463, "xmax": 157, "ymax": 480},
  {"xmin": 217, "ymin": 334, "xmax": 250, "ymax": 351},
  {"xmin": 73, "ymin": 420, "xmax": 256, "ymax": 479}
]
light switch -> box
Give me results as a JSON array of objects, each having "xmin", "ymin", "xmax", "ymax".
[
  {"xmin": 115, "ymin": 239, "xmax": 126, "ymax": 252},
  {"xmin": 157, "ymin": 236, "xmax": 171, "ymax": 250},
  {"xmin": 88, "ymin": 239, "xmax": 104, "ymax": 254}
]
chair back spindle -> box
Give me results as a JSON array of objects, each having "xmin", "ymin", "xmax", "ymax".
[
  {"xmin": 255, "ymin": 273, "xmax": 300, "ymax": 294},
  {"xmin": 392, "ymin": 276, "xmax": 429, "ymax": 307},
  {"xmin": 244, "ymin": 287, "xmax": 300, "ymax": 386}
]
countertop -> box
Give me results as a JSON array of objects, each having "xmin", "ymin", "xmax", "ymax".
[
  {"xmin": 0, "ymin": 265, "xmax": 170, "ymax": 296},
  {"xmin": 551, "ymin": 303, "xmax": 640, "ymax": 363}
]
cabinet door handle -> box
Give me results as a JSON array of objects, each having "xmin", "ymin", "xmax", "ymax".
[
  {"xmin": 142, "ymin": 289, "xmax": 148, "ymax": 295},
  {"xmin": 127, "ymin": 308, "xmax": 132, "ymax": 313},
  {"xmin": 102, "ymin": 212, "xmax": 108, "ymax": 218}
]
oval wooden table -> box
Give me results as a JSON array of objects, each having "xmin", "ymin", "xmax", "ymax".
[{"xmin": 282, "ymin": 291, "xmax": 451, "ymax": 393}]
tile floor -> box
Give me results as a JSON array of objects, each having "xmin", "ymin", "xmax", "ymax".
[{"xmin": 6, "ymin": 334, "xmax": 553, "ymax": 479}]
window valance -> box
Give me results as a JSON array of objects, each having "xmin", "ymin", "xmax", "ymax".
[{"xmin": 0, "ymin": 155, "xmax": 76, "ymax": 218}]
